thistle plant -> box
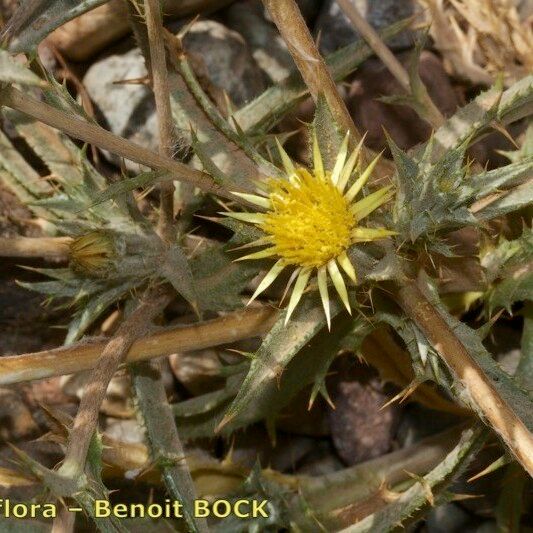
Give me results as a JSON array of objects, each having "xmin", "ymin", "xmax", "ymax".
[{"xmin": 0, "ymin": 0, "xmax": 532, "ymax": 532}]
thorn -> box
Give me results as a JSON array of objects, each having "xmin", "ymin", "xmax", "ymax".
[
  {"xmin": 489, "ymin": 121, "xmax": 519, "ymax": 148},
  {"xmin": 215, "ymin": 412, "xmax": 235, "ymax": 433}
]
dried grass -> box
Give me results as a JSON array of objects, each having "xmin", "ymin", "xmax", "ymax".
[{"xmin": 419, "ymin": 0, "xmax": 533, "ymax": 84}]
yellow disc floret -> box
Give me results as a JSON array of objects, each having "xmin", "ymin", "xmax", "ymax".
[
  {"xmin": 224, "ymin": 131, "xmax": 397, "ymax": 327},
  {"xmin": 262, "ymin": 169, "xmax": 355, "ymax": 268}
]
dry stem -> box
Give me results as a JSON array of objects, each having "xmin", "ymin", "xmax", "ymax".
[
  {"xmin": 0, "ymin": 306, "xmax": 278, "ymax": 386},
  {"xmin": 395, "ymin": 279, "xmax": 533, "ymax": 476},
  {"xmin": 336, "ymin": 0, "xmax": 445, "ymax": 128},
  {"xmin": 0, "ymin": 85, "xmax": 233, "ymax": 199},
  {"xmin": 51, "ymin": 286, "xmax": 173, "ymax": 532},
  {"xmin": 262, "ymin": 0, "xmax": 370, "ymax": 161},
  {"xmin": 0, "ymin": 236, "xmax": 71, "ymax": 260},
  {"xmin": 56, "ymin": 288, "xmax": 172, "ymax": 481},
  {"xmin": 144, "ymin": 0, "xmax": 176, "ymax": 242}
]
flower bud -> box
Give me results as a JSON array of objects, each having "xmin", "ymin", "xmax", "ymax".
[{"xmin": 69, "ymin": 231, "xmax": 115, "ymax": 277}]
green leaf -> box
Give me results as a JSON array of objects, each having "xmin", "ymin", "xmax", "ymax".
[
  {"xmin": 379, "ymin": 32, "xmax": 437, "ymax": 126},
  {"xmin": 173, "ymin": 377, "xmax": 240, "ymax": 442},
  {"xmin": 173, "ymin": 375, "xmax": 244, "ymax": 418},
  {"xmin": 374, "ymin": 297, "xmax": 449, "ymax": 387},
  {"xmin": 475, "ymin": 179, "xmax": 533, "ymax": 221},
  {"xmin": 313, "ymin": 94, "xmax": 344, "ymax": 170},
  {"xmin": 488, "ymin": 265, "xmax": 533, "ymax": 312},
  {"xmin": 84, "ymin": 171, "xmax": 165, "ymax": 209},
  {"xmin": 0, "ymin": 128, "xmax": 55, "ymax": 220},
  {"xmin": 482, "ymin": 228, "xmax": 533, "ymax": 312},
  {"xmin": 218, "ymin": 216, "xmax": 266, "ymax": 247},
  {"xmin": 389, "ymin": 133, "xmax": 476, "ymax": 242},
  {"xmin": 130, "ymin": 361, "xmax": 205, "ymax": 533},
  {"xmin": 174, "ymin": 313, "xmax": 371, "ymax": 442},
  {"xmin": 191, "ymin": 243, "xmax": 258, "ymax": 311},
  {"xmin": 473, "ymin": 156, "xmax": 533, "ymax": 199},
  {"xmin": 42, "ymin": 74, "xmax": 95, "ymax": 123},
  {"xmin": 159, "ymin": 244, "xmax": 198, "ymax": 313},
  {"xmin": 421, "ymin": 276, "xmax": 533, "ymax": 433},
  {"xmin": 170, "ymin": 69, "xmax": 264, "ymax": 192},
  {"xmin": 499, "ymin": 122, "xmax": 533, "ymax": 163},
  {"xmin": 65, "ymin": 280, "xmax": 135, "ymax": 344},
  {"xmin": 6, "ymin": 110, "xmax": 94, "ymax": 189}
]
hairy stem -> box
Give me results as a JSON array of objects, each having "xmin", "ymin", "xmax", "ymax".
[
  {"xmin": 0, "ymin": 306, "xmax": 278, "ymax": 385},
  {"xmin": 395, "ymin": 279, "xmax": 533, "ymax": 476},
  {"xmin": 336, "ymin": 0, "xmax": 445, "ymax": 128}
]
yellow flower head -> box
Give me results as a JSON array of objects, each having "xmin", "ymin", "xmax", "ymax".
[{"xmin": 225, "ymin": 132, "xmax": 396, "ymax": 327}]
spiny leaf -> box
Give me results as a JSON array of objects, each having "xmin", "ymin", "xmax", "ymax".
[
  {"xmin": 499, "ymin": 121, "xmax": 533, "ymax": 163},
  {"xmin": 482, "ymin": 228, "xmax": 533, "ymax": 313},
  {"xmin": 6, "ymin": 109, "xmax": 96, "ymax": 189},
  {"xmin": 84, "ymin": 170, "xmax": 166, "ymax": 209},
  {"xmin": 421, "ymin": 275, "xmax": 533, "ymax": 434},
  {"xmin": 495, "ymin": 463, "xmax": 528, "ymax": 533},
  {"xmin": 169, "ymin": 68, "xmax": 261, "ymax": 191},
  {"xmin": 65, "ymin": 280, "xmax": 136, "ymax": 344},
  {"xmin": 313, "ymin": 94, "xmax": 344, "ymax": 170},
  {"xmin": 217, "ymin": 294, "xmax": 343, "ymax": 432},
  {"xmin": 375, "ymin": 298, "xmax": 450, "ymax": 388},
  {"xmin": 427, "ymin": 75, "xmax": 533, "ymax": 161},
  {"xmin": 0, "ymin": 128, "xmax": 56, "ymax": 219},
  {"xmin": 379, "ymin": 32, "xmax": 438, "ymax": 126},
  {"xmin": 473, "ymin": 156, "xmax": 533, "ymax": 199},
  {"xmin": 42, "ymin": 73, "xmax": 95, "ymax": 123},
  {"xmin": 175, "ymin": 52, "xmax": 280, "ymax": 179},
  {"xmin": 174, "ymin": 303, "xmax": 367, "ymax": 442},
  {"xmin": 475, "ymin": 179, "xmax": 533, "ymax": 221},
  {"xmin": 173, "ymin": 375, "xmax": 244, "ymax": 418},
  {"xmin": 191, "ymin": 243, "xmax": 259, "ymax": 312}
]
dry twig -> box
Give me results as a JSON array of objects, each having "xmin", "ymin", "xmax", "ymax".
[
  {"xmin": 144, "ymin": 0, "xmax": 176, "ymax": 242},
  {"xmin": 0, "ymin": 236, "xmax": 71, "ymax": 260},
  {"xmin": 0, "ymin": 85, "xmax": 232, "ymax": 199},
  {"xmin": 51, "ymin": 286, "xmax": 173, "ymax": 532},
  {"xmin": 0, "ymin": 306, "xmax": 278, "ymax": 385}
]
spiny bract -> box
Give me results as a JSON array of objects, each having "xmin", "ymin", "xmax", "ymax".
[{"xmin": 224, "ymin": 132, "xmax": 397, "ymax": 327}]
